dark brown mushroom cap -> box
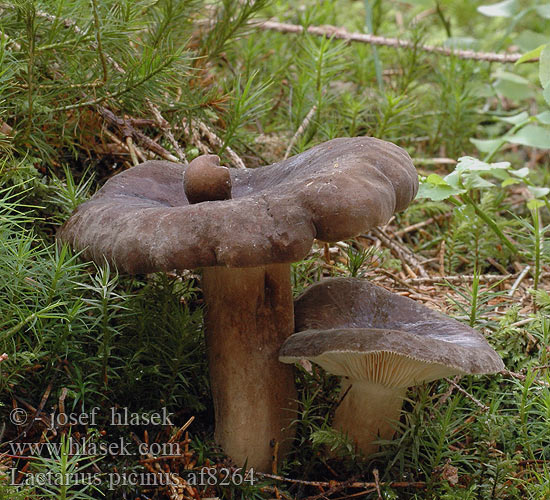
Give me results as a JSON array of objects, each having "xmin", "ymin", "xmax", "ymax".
[
  {"xmin": 58, "ymin": 137, "xmax": 418, "ymax": 273},
  {"xmin": 183, "ymin": 154, "xmax": 232, "ymax": 204},
  {"xmin": 279, "ymin": 278, "xmax": 504, "ymax": 383}
]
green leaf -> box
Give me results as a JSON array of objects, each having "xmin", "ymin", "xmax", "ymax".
[
  {"xmin": 509, "ymin": 167, "xmax": 530, "ymax": 178},
  {"xmin": 418, "ymin": 157, "xmax": 513, "ymax": 201},
  {"xmin": 499, "ymin": 111, "xmax": 529, "ymax": 124},
  {"xmin": 478, "ymin": 0, "xmax": 518, "ymax": 18},
  {"xmin": 494, "ymin": 70, "xmax": 531, "ymax": 85},
  {"xmin": 470, "ymin": 137, "xmax": 502, "ymax": 153},
  {"xmin": 536, "ymin": 111, "xmax": 550, "ymax": 125},
  {"xmin": 493, "ymin": 71, "xmax": 534, "ymax": 100},
  {"xmin": 528, "ymin": 186, "xmax": 550, "ymax": 198},
  {"xmin": 507, "ymin": 125, "xmax": 550, "ymax": 149},
  {"xmin": 425, "ymin": 173, "xmax": 449, "ymax": 186},
  {"xmin": 536, "ymin": 4, "xmax": 550, "ymax": 19},
  {"xmin": 516, "ymin": 32, "xmax": 550, "ymax": 52},
  {"xmin": 515, "ymin": 44, "xmax": 546, "ymax": 65},
  {"xmin": 463, "ymin": 175, "xmax": 495, "ymax": 190},
  {"xmin": 544, "ymin": 86, "xmax": 550, "ymax": 106},
  {"xmin": 455, "ymin": 156, "xmax": 511, "ymax": 173},
  {"xmin": 527, "ymin": 199, "xmax": 546, "ymax": 210},
  {"xmin": 502, "ymin": 178, "xmax": 521, "ymax": 187},
  {"xmin": 540, "ymin": 45, "xmax": 550, "ymax": 89},
  {"xmin": 417, "ymin": 176, "xmax": 464, "ymax": 201}
]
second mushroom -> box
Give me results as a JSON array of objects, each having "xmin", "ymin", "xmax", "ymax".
[{"xmin": 280, "ymin": 277, "xmax": 505, "ymax": 456}]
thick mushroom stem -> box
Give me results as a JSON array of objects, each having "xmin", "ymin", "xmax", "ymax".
[
  {"xmin": 333, "ymin": 379, "xmax": 406, "ymax": 456},
  {"xmin": 201, "ymin": 263, "xmax": 297, "ymax": 472}
]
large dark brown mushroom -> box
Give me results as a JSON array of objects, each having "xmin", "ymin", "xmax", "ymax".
[
  {"xmin": 279, "ymin": 278, "xmax": 504, "ymax": 456},
  {"xmin": 58, "ymin": 137, "xmax": 419, "ymax": 471}
]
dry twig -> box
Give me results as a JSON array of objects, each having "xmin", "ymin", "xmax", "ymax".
[
  {"xmin": 509, "ymin": 266, "xmax": 531, "ymax": 297},
  {"xmin": 147, "ymin": 99, "xmax": 187, "ymax": 163},
  {"xmin": 256, "ymin": 472, "xmax": 426, "ymax": 490},
  {"xmin": 98, "ymin": 106, "xmax": 179, "ymax": 162},
  {"xmin": 284, "ymin": 105, "xmax": 317, "ymax": 160},
  {"xmin": 444, "ymin": 377, "xmax": 489, "ymax": 412},
  {"xmin": 371, "ymin": 228, "xmax": 429, "ymax": 278},
  {"xmin": 256, "ymin": 20, "xmax": 527, "ymax": 63}
]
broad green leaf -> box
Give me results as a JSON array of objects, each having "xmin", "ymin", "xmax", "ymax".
[
  {"xmin": 478, "ymin": 0, "xmax": 518, "ymax": 18},
  {"xmin": 528, "ymin": 186, "xmax": 550, "ymax": 198},
  {"xmin": 499, "ymin": 111, "xmax": 529, "ymax": 124},
  {"xmin": 502, "ymin": 178, "xmax": 522, "ymax": 187},
  {"xmin": 425, "ymin": 173, "xmax": 449, "ymax": 186},
  {"xmin": 535, "ymin": 4, "xmax": 550, "ymax": 19},
  {"xmin": 527, "ymin": 199, "xmax": 546, "ymax": 210},
  {"xmin": 455, "ymin": 156, "xmax": 510, "ymax": 173},
  {"xmin": 507, "ymin": 125, "xmax": 550, "ymax": 149},
  {"xmin": 544, "ymin": 85, "xmax": 550, "ymax": 106},
  {"xmin": 536, "ymin": 111, "xmax": 550, "ymax": 124},
  {"xmin": 516, "ymin": 32, "xmax": 549, "ymax": 53},
  {"xmin": 510, "ymin": 167, "xmax": 530, "ymax": 178},
  {"xmin": 417, "ymin": 182, "xmax": 462, "ymax": 201},
  {"xmin": 494, "ymin": 70, "xmax": 531, "ymax": 84},
  {"xmin": 418, "ymin": 157, "xmax": 515, "ymax": 201},
  {"xmin": 470, "ymin": 137, "xmax": 502, "ymax": 153},
  {"xmin": 417, "ymin": 175, "xmax": 463, "ymax": 201},
  {"xmin": 515, "ymin": 44, "xmax": 546, "ymax": 65},
  {"xmin": 540, "ymin": 45, "xmax": 550, "ymax": 89},
  {"xmin": 443, "ymin": 169, "xmax": 462, "ymax": 189},
  {"xmin": 493, "ymin": 71, "xmax": 535, "ymax": 100},
  {"xmin": 491, "ymin": 168, "xmax": 514, "ymax": 181},
  {"xmin": 463, "ymin": 175, "xmax": 496, "ymax": 190}
]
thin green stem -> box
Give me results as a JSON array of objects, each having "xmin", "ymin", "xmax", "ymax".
[
  {"xmin": 50, "ymin": 57, "xmax": 175, "ymax": 112},
  {"xmin": 364, "ymin": 0, "xmax": 383, "ymax": 91},
  {"xmin": 531, "ymin": 205, "xmax": 541, "ymax": 293},
  {"xmin": 24, "ymin": 5, "xmax": 36, "ymax": 140},
  {"xmin": 90, "ymin": 0, "xmax": 108, "ymax": 84},
  {"xmin": 460, "ymin": 192, "xmax": 518, "ymax": 255}
]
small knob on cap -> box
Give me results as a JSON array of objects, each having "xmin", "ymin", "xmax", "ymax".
[{"xmin": 184, "ymin": 154, "xmax": 232, "ymax": 204}]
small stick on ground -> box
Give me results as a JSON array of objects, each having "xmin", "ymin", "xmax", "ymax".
[
  {"xmin": 394, "ymin": 212, "xmax": 452, "ymax": 237},
  {"xmin": 125, "ymin": 136, "xmax": 139, "ymax": 166},
  {"xmin": 284, "ymin": 105, "xmax": 317, "ymax": 160},
  {"xmin": 405, "ymin": 273, "xmax": 534, "ymax": 285},
  {"xmin": 98, "ymin": 106, "xmax": 179, "ymax": 162},
  {"xmin": 182, "ymin": 118, "xmax": 246, "ymax": 169},
  {"xmin": 373, "ymin": 469, "xmax": 382, "ymax": 500},
  {"xmin": 256, "ymin": 472, "xmax": 427, "ymax": 490},
  {"xmin": 196, "ymin": 120, "xmax": 246, "ymax": 169},
  {"xmin": 147, "ymin": 99, "xmax": 187, "ymax": 164},
  {"xmin": 509, "ymin": 265, "xmax": 531, "ymax": 297},
  {"xmin": 101, "ymin": 128, "xmax": 147, "ymax": 162},
  {"xmin": 444, "ymin": 378, "xmax": 489, "ymax": 412},
  {"xmin": 501, "ymin": 369, "xmax": 550, "ymax": 387},
  {"xmin": 371, "ymin": 228, "xmax": 429, "ymax": 278},
  {"xmin": 438, "ymin": 240, "xmax": 445, "ymax": 276}
]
